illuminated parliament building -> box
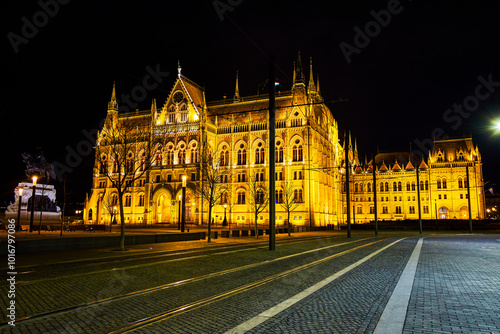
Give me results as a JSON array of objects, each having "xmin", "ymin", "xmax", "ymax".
[{"xmin": 84, "ymin": 55, "xmax": 485, "ymax": 227}]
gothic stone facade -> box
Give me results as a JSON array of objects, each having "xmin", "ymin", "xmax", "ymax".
[{"xmin": 84, "ymin": 59, "xmax": 485, "ymax": 227}]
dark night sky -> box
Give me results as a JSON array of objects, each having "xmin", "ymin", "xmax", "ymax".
[{"xmin": 2, "ymin": 0, "xmax": 500, "ymax": 205}]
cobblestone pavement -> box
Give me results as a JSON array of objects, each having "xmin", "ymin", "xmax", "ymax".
[
  {"xmin": 2, "ymin": 232, "xmax": 500, "ymax": 333},
  {"xmin": 403, "ymin": 235, "xmax": 500, "ymax": 334}
]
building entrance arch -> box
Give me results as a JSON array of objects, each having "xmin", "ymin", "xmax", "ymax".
[{"xmin": 438, "ymin": 207, "xmax": 449, "ymax": 219}]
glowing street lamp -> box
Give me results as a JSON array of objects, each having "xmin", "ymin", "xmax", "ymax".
[
  {"xmin": 223, "ymin": 203, "xmax": 228, "ymax": 226},
  {"xmin": 178, "ymin": 194, "xmax": 181, "ymax": 230},
  {"xmin": 16, "ymin": 188, "xmax": 23, "ymax": 232},
  {"xmin": 181, "ymin": 176, "xmax": 187, "ymax": 232},
  {"xmin": 29, "ymin": 176, "xmax": 37, "ymax": 233}
]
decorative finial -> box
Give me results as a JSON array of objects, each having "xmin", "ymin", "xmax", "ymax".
[{"xmin": 178, "ymin": 60, "xmax": 182, "ymax": 78}]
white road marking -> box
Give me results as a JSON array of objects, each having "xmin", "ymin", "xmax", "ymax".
[
  {"xmin": 373, "ymin": 237, "xmax": 423, "ymax": 334},
  {"xmin": 224, "ymin": 238, "xmax": 406, "ymax": 334}
]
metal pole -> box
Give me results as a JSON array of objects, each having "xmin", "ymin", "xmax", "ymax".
[
  {"xmin": 16, "ymin": 188, "xmax": 23, "ymax": 232},
  {"xmin": 269, "ymin": 55, "xmax": 276, "ymax": 251},
  {"xmin": 345, "ymin": 143, "xmax": 351, "ymax": 238},
  {"xmin": 178, "ymin": 197, "xmax": 181, "ymax": 230},
  {"xmin": 435, "ymin": 199, "xmax": 438, "ymax": 231},
  {"xmin": 416, "ymin": 166, "xmax": 422, "ymax": 234},
  {"xmin": 372, "ymin": 159, "xmax": 378, "ymax": 235},
  {"xmin": 181, "ymin": 186, "xmax": 186, "ymax": 233},
  {"xmin": 29, "ymin": 181, "xmax": 37, "ymax": 233},
  {"xmin": 466, "ymin": 165, "xmax": 472, "ymax": 233}
]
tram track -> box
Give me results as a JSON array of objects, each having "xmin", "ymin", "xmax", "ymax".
[
  {"xmin": 0, "ymin": 238, "xmax": 385, "ymax": 327},
  {"xmin": 1, "ymin": 237, "xmax": 382, "ymax": 329},
  {"xmin": 108, "ymin": 238, "xmax": 396, "ymax": 333},
  {"xmin": 7, "ymin": 235, "xmax": 338, "ymax": 285}
]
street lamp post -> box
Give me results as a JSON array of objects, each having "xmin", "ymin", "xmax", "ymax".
[
  {"xmin": 16, "ymin": 188, "xmax": 23, "ymax": 232},
  {"xmin": 181, "ymin": 176, "xmax": 186, "ymax": 233},
  {"xmin": 178, "ymin": 194, "xmax": 181, "ymax": 230},
  {"xmin": 223, "ymin": 203, "xmax": 227, "ymax": 226},
  {"xmin": 29, "ymin": 176, "xmax": 37, "ymax": 233},
  {"xmin": 435, "ymin": 199, "xmax": 438, "ymax": 230}
]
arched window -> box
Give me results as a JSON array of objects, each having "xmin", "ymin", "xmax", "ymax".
[
  {"xmin": 393, "ymin": 182, "xmax": 397, "ymax": 192},
  {"xmin": 276, "ymin": 145, "xmax": 284, "ymax": 163},
  {"xmin": 155, "ymin": 150, "xmax": 163, "ymax": 166},
  {"xmin": 354, "ymin": 183, "xmax": 359, "ymax": 193},
  {"xmin": 420, "ymin": 181, "xmax": 424, "ymax": 190},
  {"xmin": 257, "ymin": 190, "xmax": 265, "ymax": 204},
  {"xmin": 99, "ymin": 155, "xmax": 107, "ymax": 174},
  {"xmin": 111, "ymin": 194, "xmax": 118, "ymax": 206},
  {"xmin": 442, "ymin": 178, "xmax": 447, "ymax": 189},
  {"xmin": 380, "ymin": 183, "xmax": 384, "ymax": 192},
  {"xmin": 237, "ymin": 191, "xmax": 246, "ymax": 204},
  {"xmin": 458, "ymin": 177, "xmax": 463, "ymax": 188},
  {"xmin": 191, "ymin": 143, "xmax": 198, "ymax": 164},
  {"xmin": 276, "ymin": 190, "xmax": 283, "ymax": 204},
  {"xmin": 237, "ymin": 148, "xmax": 247, "ymax": 165},
  {"xmin": 437, "ymin": 178, "xmax": 442, "ymax": 189},
  {"xmin": 126, "ymin": 153, "xmax": 134, "ymax": 173},
  {"xmin": 384, "ymin": 182, "xmax": 389, "ymax": 192},
  {"xmin": 359, "ymin": 183, "xmax": 364, "ymax": 192},
  {"xmin": 113, "ymin": 156, "xmax": 119, "ymax": 173},
  {"xmin": 398, "ymin": 181, "xmax": 402, "ymax": 192},
  {"xmin": 88, "ymin": 208, "xmax": 93, "ymax": 221},
  {"xmin": 294, "ymin": 189, "xmax": 303, "ymax": 203},
  {"xmin": 220, "ymin": 150, "xmax": 227, "ymax": 166},
  {"xmin": 367, "ymin": 183, "xmax": 372, "ymax": 192},
  {"xmin": 138, "ymin": 194, "xmax": 145, "ymax": 206},
  {"xmin": 125, "ymin": 194, "xmax": 131, "ymax": 207},
  {"xmin": 425, "ymin": 180, "xmax": 429, "ymax": 190},
  {"xmin": 255, "ymin": 147, "xmax": 265, "ymax": 164},
  {"xmin": 411, "ymin": 181, "xmax": 416, "ymax": 191},
  {"xmin": 178, "ymin": 149, "xmax": 186, "ymax": 164},
  {"xmin": 166, "ymin": 147, "xmax": 174, "ymax": 165},
  {"xmin": 406, "ymin": 182, "xmax": 411, "ymax": 191},
  {"xmin": 139, "ymin": 153, "xmax": 146, "ymax": 172},
  {"xmin": 292, "ymin": 142, "xmax": 303, "ymax": 162}
]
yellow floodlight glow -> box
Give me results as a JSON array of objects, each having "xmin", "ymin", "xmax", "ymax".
[{"xmin": 32, "ymin": 176, "xmax": 37, "ymax": 186}]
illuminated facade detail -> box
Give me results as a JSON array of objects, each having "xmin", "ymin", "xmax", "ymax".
[
  {"xmin": 349, "ymin": 137, "xmax": 485, "ymax": 223},
  {"xmin": 84, "ymin": 55, "xmax": 485, "ymax": 226}
]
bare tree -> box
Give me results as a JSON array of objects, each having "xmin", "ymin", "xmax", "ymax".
[
  {"xmin": 197, "ymin": 147, "xmax": 230, "ymax": 242},
  {"xmin": 279, "ymin": 180, "xmax": 299, "ymax": 236},
  {"xmin": 101, "ymin": 193, "xmax": 119, "ymax": 226},
  {"xmin": 94, "ymin": 114, "xmax": 166, "ymax": 250},
  {"xmin": 247, "ymin": 168, "xmax": 269, "ymax": 238}
]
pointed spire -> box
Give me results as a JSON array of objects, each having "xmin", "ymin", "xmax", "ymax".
[
  {"xmin": 348, "ymin": 131, "xmax": 352, "ymax": 150},
  {"xmin": 308, "ymin": 57, "xmax": 316, "ymax": 94},
  {"xmin": 178, "ymin": 60, "xmax": 182, "ymax": 78},
  {"xmin": 293, "ymin": 51, "xmax": 305, "ymax": 88},
  {"xmin": 234, "ymin": 70, "xmax": 240, "ymax": 102},
  {"xmin": 316, "ymin": 74, "xmax": 321, "ymax": 95},
  {"xmin": 419, "ymin": 159, "xmax": 429, "ymax": 170},
  {"xmin": 107, "ymin": 81, "xmax": 118, "ymax": 112},
  {"xmin": 354, "ymin": 138, "xmax": 358, "ymax": 156},
  {"xmin": 406, "ymin": 160, "xmax": 415, "ymax": 170},
  {"xmin": 379, "ymin": 160, "xmax": 388, "ymax": 172},
  {"xmin": 152, "ymin": 99, "xmax": 158, "ymax": 123}
]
